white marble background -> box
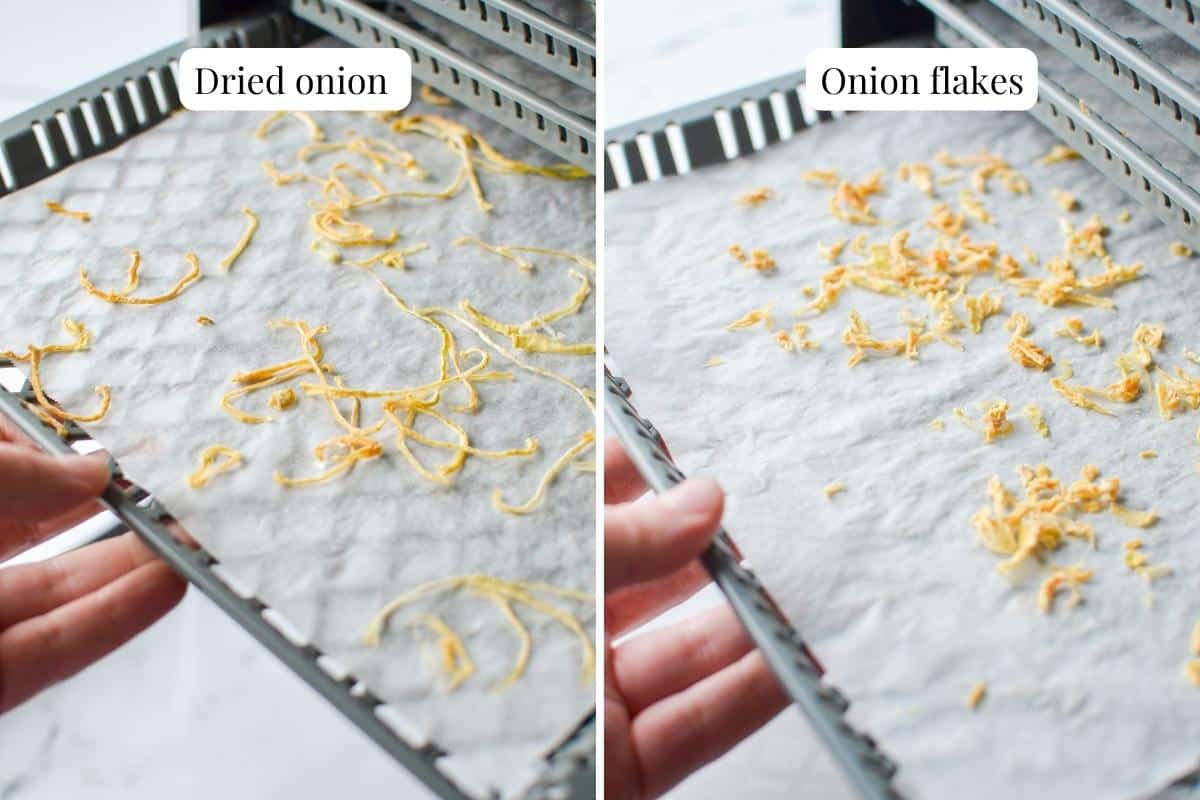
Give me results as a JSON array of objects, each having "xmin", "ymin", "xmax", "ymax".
[{"xmin": 605, "ymin": 0, "xmax": 837, "ymax": 128}]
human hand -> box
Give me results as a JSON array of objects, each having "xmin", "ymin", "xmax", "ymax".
[
  {"xmin": 604, "ymin": 437, "xmax": 788, "ymax": 799},
  {"xmin": 0, "ymin": 418, "xmax": 186, "ymax": 714}
]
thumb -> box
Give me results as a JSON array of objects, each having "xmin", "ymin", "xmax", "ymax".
[
  {"xmin": 605, "ymin": 477, "xmax": 724, "ymax": 592},
  {"xmin": 0, "ymin": 443, "xmax": 109, "ymax": 521}
]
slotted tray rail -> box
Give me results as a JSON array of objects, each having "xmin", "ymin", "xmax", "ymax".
[
  {"xmin": 918, "ymin": 0, "xmax": 1200, "ymax": 282},
  {"xmin": 293, "ymin": 0, "xmax": 595, "ymax": 170},
  {"xmin": 0, "ymin": 10, "xmax": 303, "ymax": 199},
  {"xmin": 400, "ymin": 0, "xmax": 596, "ymax": 90},
  {"xmin": 993, "ymin": 0, "xmax": 1200, "ymax": 160}
]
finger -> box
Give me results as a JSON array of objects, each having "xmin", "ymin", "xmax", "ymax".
[
  {"xmin": 604, "ymin": 644, "xmax": 642, "ymax": 800},
  {"xmin": 0, "ymin": 560, "xmax": 185, "ymax": 714},
  {"xmin": 0, "ymin": 532, "xmax": 162, "ymax": 629},
  {"xmin": 604, "ymin": 437, "xmax": 647, "ymax": 504},
  {"xmin": 3, "ymin": 492, "xmax": 106, "ymax": 547},
  {"xmin": 606, "ymin": 559, "xmax": 710, "ymax": 636},
  {"xmin": 0, "ymin": 497, "xmax": 111, "ymax": 564},
  {"xmin": 0, "ymin": 445, "xmax": 108, "ymax": 522},
  {"xmin": 29, "ymin": 497, "xmax": 105, "ymax": 534},
  {"xmin": 0, "ymin": 413, "xmax": 36, "ymax": 450},
  {"xmin": 632, "ymin": 651, "xmax": 788, "ymax": 799},
  {"xmin": 615, "ymin": 603, "xmax": 753, "ymax": 715},
  {"xmin": 605, "ymin": 478, "xmax": 723, "ymax": 592}
]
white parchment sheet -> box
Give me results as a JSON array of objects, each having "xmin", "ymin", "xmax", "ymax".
[
  {"xmin": 0, "ymin": 91, "xmax": 594, "ymax": 795},
  {"xmin": 606, "ymin": 109, "xmax": 1200, "ymax": 799}
]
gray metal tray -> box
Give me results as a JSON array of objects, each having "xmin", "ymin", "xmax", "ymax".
[
  {"xmin": 921, "ymin": 0, "xmax": 1200, "ymax": 278},
  {"xmin": 600, "ymin": 5, "xmax": 1200, "ymax": 796},
  {"xmin": 604, "ymin": 69, "xmax": 824, "ymax": 191},
  {"xmin": 0, "ymin": 360, "xmax": 475, "ymax": 799},
  {"xmin": 0, "ymin": 10, "xmax": 302, "ymax": 198},
  {"xmin": 989, "ymin": 0, "xmax": 1200, "ymax": 160},
  {"xmin": 1120, "ymin": 0, "xmax": 1200, "ymax": 52},
  {"xmin": 293, "ymin": 0, "xmax": 594, "ymax": 170},
  {"xmin": 0, "ymin": 5, "xmax": 594, "ymax": 799},
  {"xmin": 401, "ymin": 0, "xmax": 595, "ymax": 90}
]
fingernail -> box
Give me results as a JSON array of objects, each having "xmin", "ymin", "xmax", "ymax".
[
  {"xmin": 60, "ymin": 454, "xmax": 110, "ymax": 487},
  {"xmin": 661, "ymin": 477, "xmax": 723, "ymax": 515}
]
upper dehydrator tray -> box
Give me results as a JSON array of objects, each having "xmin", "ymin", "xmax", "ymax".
[
  {"xmin": 293, "ymin": 0, "xmax": 595, "ymax": 171},
  {"xmin": 1119, "ymin": 0, "xmax": 1200, "ymax": 52},
  {"xmin": 916, "ymin": 0, "xmax": 1200, "ymax": 250},
  {"xmin": 0, "ymin": 72, "xmax": 595, "ymax": 800},
  {"xmin": 606, "ymin": 99, "xmax": 1200, "ymax": 799},
  {"xmin": 968, "ymin": 0, "xmax": 1200, "ymax": 174},
  {"xmin": 403, "ymin": 3, "xmax": 593, "ymax": 118},
  {"xmin": 400, "ymin": 0, "xmax": 596, "ymax": 90},
  {"xmin": 987, "ymin": 0, "xmax": 1200, "ymax": 160}
]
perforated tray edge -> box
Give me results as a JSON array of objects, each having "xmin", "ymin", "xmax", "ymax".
[
  {"xmin": 603, "ymin": 69, "xmax": 825, "ymax": 191},
  {"xmin": 401, "ymin": 0, "xmax": 595, "ymax": 90},
  {"xmin": 1119, "ymin": 0, "xmax": 1200, "ymax": 52},
  {"xmin": 292, "ymin": 0, "xmax": 595, "ymax": 172},
  {"xmin": 602, "ymin": 34, "xmax": 936, "ymax": 191},
  {"xmin": 0, "ymin": 9, "xmax": 304, "ymax": 198},
  {"xmin": 922, "ymin": 0, "xmax": 1200, "ymax": 269},
  {"xmin": 991, "ymin": 0, "xmax": 1200, "ymax": 160}
]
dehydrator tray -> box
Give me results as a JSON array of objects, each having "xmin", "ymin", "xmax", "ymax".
[
  {"xmin": 942, "ymin": 0, "xmax": 1200, "ymax": 233},
  {"xmin": 604, "ymin": 79, "xmax": 1200, "ymax": 800},
  {"xmin": 607, "ymin": 101, "xmax": 1200, "ymax": 800},
  {"xmin": 607, "ymin": 0, "xmax": 1200, "ymax": 252},
  {"xmin": 0, "ymin": 10, "xmax": 596, "ymax": 798},
  {"xmin": 989, "ymin": 0, "xmax": 1200, "ymax": 159},
  {"xmin": 292, "ymin": 0, "xmax": 594, "ymax": 171}
]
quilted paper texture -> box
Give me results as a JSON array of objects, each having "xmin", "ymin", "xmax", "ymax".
[{"xmin": 0, "ymin": 92, "xmax": 595, "ymax": 795}]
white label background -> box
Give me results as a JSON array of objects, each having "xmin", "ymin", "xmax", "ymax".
[
  {"xmin": 805, "ymin": 48, "xmax": 1038, "ymax": 111},
  {"xmin": 179, "ymin": 48, "xmax": 412, "ymax": 111}
]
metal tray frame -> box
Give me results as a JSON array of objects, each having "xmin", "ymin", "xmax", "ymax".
[
  {"xmin": 401, "ymin": 0, "xmax": 595, "ymax": 90},
  {"xmin": 0, "ymin": 360, "xmax": 484, "ymax": 799},
  {"xmin": 990, "ymin": 0, "xmax": 1200, "ymax": 160},
  {"xmin": 603, "ymin": 69, "xmax": 827, "ymax": 191},
  {"xmin": 1120, "ymin": 0, "xmax": 1200, "ymax": 52},
  {"xmin": 919, "ymin": 0, "xmax": 1200, "ymax": 277},
  {"xmin": 292, "ymin": 0, "xmax": 595, "ymax": 171},
  {"xmin": 0, "ymin": 10, "xmax": 305, "ymax": 198},
  {"xmin": 0, "ymin": 4, "xmax": 596, "ymax": 798}
]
